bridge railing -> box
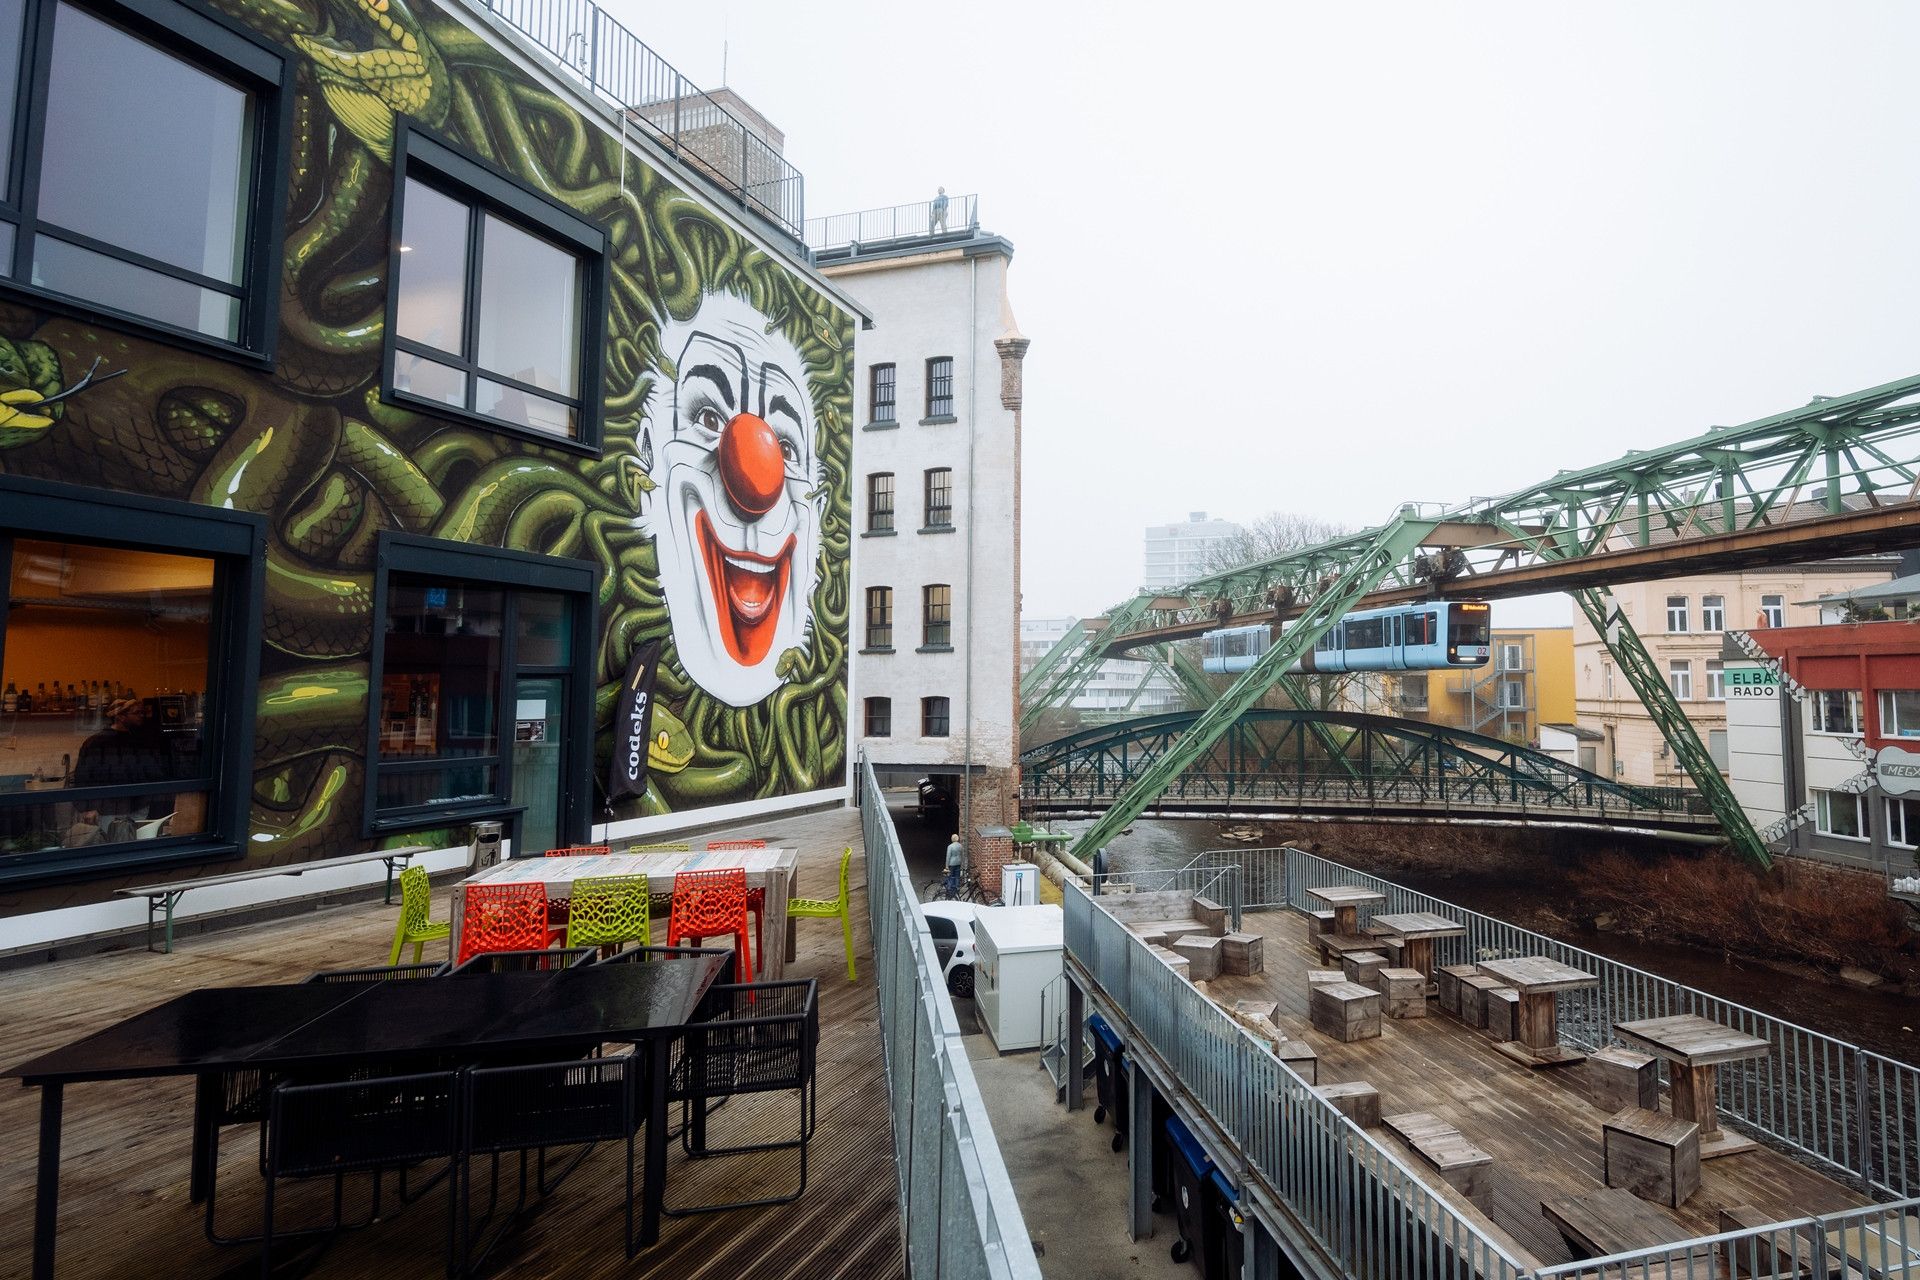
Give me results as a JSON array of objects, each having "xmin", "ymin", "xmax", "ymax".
[
  {"xmin": 1025, "ymin": 770, "xmax": 1709, "ymax": 818},
  {"xmin": 1064, "ymin": 876, "xmax": 1530, "ymax": 1280},
  {"xmin": 861, "ymin": 756, "xmax": 1042, "ymax": 1279},
  {"xmin": 1287, "ymin": 849, "xmax": 1920, "ymax": 1199}
]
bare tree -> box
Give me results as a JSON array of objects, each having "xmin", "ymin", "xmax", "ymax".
[{"xmin": 1198, "ymin": 511, "xmax": 1352, "ymax": 578}]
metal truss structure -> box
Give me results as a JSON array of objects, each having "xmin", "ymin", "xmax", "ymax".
[{"xmin": 1031, "ymin": 372, "xmax": 1920, "ymax": 864}]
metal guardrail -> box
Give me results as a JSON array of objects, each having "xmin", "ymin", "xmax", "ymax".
[
  {"xmin": 1063, "ymin": 877, "xmax": 1531, "ymax": 1280},
  {"xmin": 1286, "ymin": 849, "xmax": 1920, "ymax": 1200},
  {"xmin": 1183, "ymin": 846, "xmax": 1289, "ymax": 911},
  {"xmin": 806, "ymin": 194, "xmax": 979, "ymax": 252},
  {"xmin": 1081, "ymin": 866, "xmax": 1243, "ymax": 931},
  {"xmin": 458, "ymin": 0, "xmax": 805, "ymax": 240},
  {"xmin": 860, "ymin": 756, "xmax": 1042, "ymax": 1280},
  {"xmin": 1531, "ymin": 1198, "xmax": 1920, "ymax": 1279}
]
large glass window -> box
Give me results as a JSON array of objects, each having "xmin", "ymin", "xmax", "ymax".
[
  {"xmin": 1813, "ymin": 689, "xmax": 1862, "ymax": 735},
  {"xmin": 1815, "ymin": 788, "xmax": 1866, "ymax": 840},
  {"xmin": 1887, "ymin": 796, "xmax": 1919, "ymax": 848},
  {"xmin": 0, "ymin": 539, "xmax": 215, "ymax": 855},
  {"xmin": 1878, "ymin": 690, "xmax": 1920, "ymax": 738},
  {"xmin": 0, "ymin": 0, "xmax": 283, "ymax": 347},
  {"xmin": 375, "ymin": 576, "xmax": 505, "ymax": 811},
  {"xmin": 387, "ymin": 134, "xmax": 606, "ymax": 446}
]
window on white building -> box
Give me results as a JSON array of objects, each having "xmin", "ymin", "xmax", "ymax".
[
  {"xmin": 1667, "ymin": 660, "xmax": 1692, "ymax": 700},
  {"xmin": 1815, "ymin": 788, "xmax": 1867, "ymax": 840},
  {"xmin": 1701, "ymin": 595, "xmax": 1725, "ymax": 631},
  {"xmin": 1708, "ymin": 729, "xmax": 1729, "ymax": 770},
  {"xmin": 1813, "ymin": 690, "xmax": 1863, "ymax": 735},
  {"xmin": 864, "ymin": 696, "xmax": 891, "ymax": 737},
  {"xmin": 866, "ymin": 472, "xmax": 893, "ymax": 533},
  {"xmin": 1878, "ymin": 690, "xmax": 1920, "ymax": 737},
  {"xmin": 1760, "ymin": 594, "xmax": 1785, "ymax": 628},
  {"xmin": 1887, "ymin": 796, "xmax": 1920, "ymax": 847},
  {"xmin": 1705, "ymin": 660, "xmax": 1726, "ymax": 700},
  {"xmin": 1666, "ymin": 596, "xmax": 1689, "ymax": 633}
]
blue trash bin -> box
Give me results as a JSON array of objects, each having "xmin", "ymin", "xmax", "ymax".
[
  {"xmin": 1162, "ymin": 1113, "xmax": 1213, "ymax": 1268},
  {"xmin": 1205, "ymin": 1166, "xmax": 1243, "ymax": 1279},
  {"xmin": 1089, "ymin": 1014, "xmax": 1128, "ymax": 1152}
]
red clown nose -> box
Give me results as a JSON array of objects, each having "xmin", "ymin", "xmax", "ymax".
[{"xmin": 716, "ymin": 412, "xmax": 785, "ymax": 518}]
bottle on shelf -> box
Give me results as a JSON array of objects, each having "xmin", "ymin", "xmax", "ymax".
[
  {"xmin": 16, "ymin": 685, "xmax": 30, "ymax": 713},
  {"xmin": 2, "ymin": 682, "xmax": 16, "ymax": 713},
  {"xmin": 35, "ymin": 682, "xmax": 48, "ymax": 709}
]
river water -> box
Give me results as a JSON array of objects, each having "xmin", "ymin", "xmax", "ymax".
[{"xmin": 1058, "ymin": 816, "xmax": 1920, "ymax": 1066}]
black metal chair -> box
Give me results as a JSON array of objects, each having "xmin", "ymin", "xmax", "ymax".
[
  {"xmin": 446, "ymin": 947, "xmax": 596, "ymax": 975},
  {"xmin": 663, "ymin": 979, "xmax": 818, "ymax": 1215},
  {"xmin": 260, "ymin": 1070, "xmax": 462, "ymax": 1277},
  {"xmin": 302, "ymin": 961, "xmax": 448, "ymax": 983},
  {"xmin": 459, "ymin": 1054, "xmax": 641, "ymax": 1270},
  {"xmin": 600, "ymin": 943, "xmax": 737, "ymax": 985}
]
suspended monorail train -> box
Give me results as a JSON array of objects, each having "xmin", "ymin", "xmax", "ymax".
[{"xmin": 1201, "ymin": 601, "xmax": 1492, "ymax": 674}]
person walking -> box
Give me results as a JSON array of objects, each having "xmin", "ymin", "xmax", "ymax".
[{"xmin": 944, "ymin": 832, "xmax": 965, "ymax": 897}]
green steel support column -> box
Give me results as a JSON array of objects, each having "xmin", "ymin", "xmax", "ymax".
[
  {"xmin": 1164, "ymin": 644, "xmax": 1218, "ymax": 708},
  {"xmin": 1574, "ymin": 588, "xmax": 1772, "ymax": 869},
  {"xmin": 1070, "ymin": 520, "xmax": 1434, "ymax": 859},
  {"xmin": 1020, "ymin": 595, "xmax": 1156, "ymax": 734},
  {"xmin": 1023, "ymin": 619, "xmax": 1088, "ymax": 693}
]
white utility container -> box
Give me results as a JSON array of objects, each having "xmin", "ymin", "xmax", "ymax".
[
  {"xmin": 973, "ymin": 904, "xmax": 1063, "ymax": 1052},
  {"xmin": 1000, "ymin": 861, "xmax": 1039, "ymax": 906}
]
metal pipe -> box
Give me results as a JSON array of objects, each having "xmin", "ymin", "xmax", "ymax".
[{"xmin": 960, "ymin": 256, "xmax": 978, "ymax": 862}]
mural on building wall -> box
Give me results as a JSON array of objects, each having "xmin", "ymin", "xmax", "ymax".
[{"xmin": 0, "ymin": 0, "xmax": 852, "ymax": 887}]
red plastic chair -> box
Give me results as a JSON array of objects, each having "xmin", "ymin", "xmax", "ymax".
[
  {"xmin": 667, "ymin": 868, "xmax": 753, "ymax": 979},
  {"xmin": 706, "ymin": 841, "xmax": 769, "ymax": 960},
  {"xmin": 458, "ymin": 882, "xmax": 559, "ymax": 968},
  {"xmin": 544, "ymin": 845, "xmax": 610, "ymax": 857}
]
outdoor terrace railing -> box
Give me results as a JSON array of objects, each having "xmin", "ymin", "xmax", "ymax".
[
  {"xmin": 456, "ymin": 0, "xmax": 805, "ymax": 240},
  {"xmin": 1182, "ymin": 846, "xmax": 1290, "ymax": 911},
  {"xmin": 1082, "ymin": 864, "xmax": 1244, "ymax": 931},
  {"xmin": 1285, "ymin": 848, "xmax": 1920, "ymax": 1200},
  {"xmin": 1063, "ymin": 876, "xmax": 1531, "ymax": 1280},
  {"xmin": 806, "ymin": 194, "xmax": 980, "ymax": 252},
  {"xmin": 1530, "ymin": 1199, "xmax": 1920, "ymax": 1279},
  {"xmin": 861, "ymin": 756, "xmax": 1042, "ymax": 1280}
]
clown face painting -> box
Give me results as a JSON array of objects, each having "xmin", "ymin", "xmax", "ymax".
[{"xmin": 637, "ymin": 292, "xmax": 824, "ymax": 707}]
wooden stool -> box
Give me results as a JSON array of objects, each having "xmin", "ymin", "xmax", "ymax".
[
  {"xmin": 1603, "ymin": 1106, "xmax": 1701, "ymax": 1208},
  {"xmin": 1315, "ymin": 1081, "xmax": 1382, "ymax": 1128},
  {"xmin": 1485, "ymin": 987, "xmax": 1520, "ymax": 1041},
  {"xmin": 1150, "ymin": 945, "xmax": 1189, "ymax": 981},
  {"xmin": 1384, "ymin": 1112, "xmax": 1493, "ymax": 1208},
  {"xmin": 1173, "ymin": 934, "xmax": 1224, "ymax": 981},
  {"xmin": 1307, "ymin": 969, "xmax": 1344, "ymax": 988},
  {"xmin": 1377, "ymin": 967, "xmax": 1426, "ymax": 1019},
  {"xmin": 1587, "ymin": 1045, "xmax": 1659, "ymax": 1113},
  {"xmin": 1436, "ymin": 964, "xmax": 1479, "ymax": 1016},
  {"xmin": 1341, "ymin": 951, "xmax": 1388, "ymax": 987},
  {"xmin": 1221, "ymin": 932, "xmax": 1263, "ymax": 975},
  {"xmin": 1304, "ymin": 909, "xmax": 1335, "ymax": 945},
  {"xmin": 1277, "ymin": 1039, "xmax": 1318, "ymax": 1084},
  {"xmin": 1233, "ymin": 999, "xmax": 1278, "ymax": 1023},
  {"xmin": 1310, "ymin": 980, "xmax": 1382, "ymax": 1042},
  {"xmin": 1457, "ymin": 974, "xmax": 1503, "ymax": 1029},
  {"xmin": 1192, "ymin": 896, "xmax": 1228, "ymax": 934}
]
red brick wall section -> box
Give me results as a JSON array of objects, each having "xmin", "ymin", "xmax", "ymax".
[{"xmin": 971, "ymin": 830, "xmax": 1013, "ymax": 891}]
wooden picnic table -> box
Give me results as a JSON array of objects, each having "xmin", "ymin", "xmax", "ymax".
[
  {"xmin": 456, "ymin": 848, "xmax": 799, "ymax": 978},
  {"xmin": 1476, "ymin": 956, "xmax": 1598, "ymax": 1067},
  {"xmin": 1615, "ymin": 1013, "xmax": 1770, "ymax": 1158},
  {"xmin": 1369, "ymin": 911, "xmax": 1466, "ymax": 981},
  {"xmin": 1305, "ymin": 884, "xmax": 1385, "ymax": 937}
]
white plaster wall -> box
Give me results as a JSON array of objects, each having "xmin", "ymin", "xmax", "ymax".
[{"xmin": 829, "ymin": 247, "xmax": 1020, "ymax": 772}]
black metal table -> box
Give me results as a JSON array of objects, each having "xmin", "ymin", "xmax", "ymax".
[{"xmin": 6, "ymin": 956, "xmax": 728, "ymax": 1279}]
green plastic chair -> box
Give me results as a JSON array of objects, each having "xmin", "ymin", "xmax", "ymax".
[
  {"xmin": 388, "ymin": 864, "xmax": 451, "ymax": 965},
  {"xmin": 788, "ymin": 847, "xmax": 856, "ymax": 981},
  {"xmin": 565, "ymin": 874, "xmax": 652, "ymax": 952}
]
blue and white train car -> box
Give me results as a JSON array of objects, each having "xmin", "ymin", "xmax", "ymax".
[{"xmin": 1201, "ymin": 602, "xmax": 1492, "ymax": 674}]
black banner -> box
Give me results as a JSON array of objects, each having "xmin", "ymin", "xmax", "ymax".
[{"xmin": 608, "ymin": 640, "xmax": 663, "ymax": 804}]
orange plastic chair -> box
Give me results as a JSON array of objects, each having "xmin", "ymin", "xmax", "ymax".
[
  {"xmin": 706, "ymin": 840, "xmax": 769, "ymax": 958},
  {"xmin": 667, "ymin": 868, "xmax": 753, "ymax": 979},
  {"xmin": 457, "ymin": 882, "xmax": 558, "ymax": 968}
]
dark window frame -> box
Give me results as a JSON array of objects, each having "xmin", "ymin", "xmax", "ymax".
[
  {"xmin": 363, "ymin": 531, "xmax": 598, "ymax": 843},
  {"xmin": 869, "ymin": 362, "xmax": 896, "ymax": 424},
  {"xmin": 864, "ymin": 585, "xmax": 893, "ymax": 651},
  {"xmin": 0, "ymin": 474, "xmax": 264, "ymax": 888},
  {"xmin": 921, "ymin": 583, "xmax": 951, "ymax": 650},
  {"xmin": 921, "ymin": 695, "xmax": 950, "ymax": 737},
  {"xmin": 867, "ymin": 471, "xmax": 894, "ymax": 533},
  {"xmin": 923, "ymin": 467, "xmax": 953, "ymax": 529},
  {"xmin": 382, "ymin": 123, "xmax": 611, "ymax": 456},
  {"xmin": 0, "ymin": 0, "xmax": 293, "ymax": 364},
  {"xmin": 864, "ymin": 695, "xmax": 891, "ymax": 738},
  {"xmin": 924, "ymin": 356, "xmax": 954, "ymax": 419}
]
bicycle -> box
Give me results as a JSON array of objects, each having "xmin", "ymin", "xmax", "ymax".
[{"xmin": 924, "ymin": 873, "xmax": 1002, "ymax": 907}]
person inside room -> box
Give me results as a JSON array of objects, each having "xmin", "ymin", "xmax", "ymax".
[{"xmin": 65, "ymin": 698, "xmax": 172, "ymax": 845}]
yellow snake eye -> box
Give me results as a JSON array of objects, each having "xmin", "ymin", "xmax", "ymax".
[{"xmin": 656, "ymin": 730, "xmax": 670, "ymax": 750}]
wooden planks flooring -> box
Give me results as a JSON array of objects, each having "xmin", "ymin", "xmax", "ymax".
[
  {"xmin": 1204, "ymin": 910, "xmax": 1868, "ymax": 1268},
  {"xmin": 0, "ymin": 808, "xmax": 904, "ymax": 1280}
]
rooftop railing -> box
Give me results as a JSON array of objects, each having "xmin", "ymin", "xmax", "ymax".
[
  {"xmin": 860, "ymin": 755, "xmax": 1042, "ymax": 1280},
  {"xmin": 806, "ymin": 194, "xmax": 980, "ymax": 253},
  {"xmin": 457, "ymin": 0, "xmax": 805, "ymax": 241}
]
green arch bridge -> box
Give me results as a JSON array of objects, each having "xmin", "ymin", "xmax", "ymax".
[{"xmin": 1019, "ymin": 709, "xmax": 1721, "ymax": 834}]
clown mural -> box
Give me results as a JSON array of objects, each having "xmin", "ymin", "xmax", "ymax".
[{"xmin": 638, "ymin": 292, "xmax": 827, "ymax": 708}]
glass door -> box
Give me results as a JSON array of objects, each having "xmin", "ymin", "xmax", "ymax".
[{"xmin": 510, "ymin": 675, "xmax": 565, "ymax": 857}]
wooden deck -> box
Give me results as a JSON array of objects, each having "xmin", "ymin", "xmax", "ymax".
[
  {"xmin": 0, "ymin": 808, "xmax": 903, "ymax": 1280},
  {"xmin": 1203, "ymin": 908, "xmax": 1868, "ymax": 1268}
]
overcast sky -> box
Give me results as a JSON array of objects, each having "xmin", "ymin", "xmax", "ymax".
[{"xmin": 608, "ymin": 0, "xmax": 1920, "ymax": 627}]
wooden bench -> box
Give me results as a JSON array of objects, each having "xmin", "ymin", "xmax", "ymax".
[
  {"xmin": 1341, "ymin": 951, "xmax": 1388, "ymax": 986},
  {"xmin": 1586, "ymin": 1045, "xmax": 1659, "ymax": 1113},
  {"xmin": 1377, "ymin": 967, "xmax": 1426, "ymax": 1019},
  {"xmin": 1362, "ymin": 923, "xmax": 1406, "ymax": 967},
  {"xmin": 1309, "ymin": 980, "xmax": 1382, "ymax": 1042},
  {"xmin": 1149, "ymin": 945, "xmax": 1189, "ymax": 981},
  {"xmin": 119, "ymin": 844, "xmax": 433, "ymax": 953},
  {"xmin": 1317, "ymin": 931, "xmax": 1381, "ymax": 964},
  {"xmin": 1383, "ymin": 1112, "xmax": 1492, "ymax": 1207},
  {"xmin": 1191, "ymin": 895, "xmax": 1229, "ymax": 934},
  {"xmin": 1435, "ymin": 963, "xmax": 1480, "ymax": 1017},
  {"xmin": 1717, "ymin": 1205, "xmax": 1816, "ymax": 1279},
  {"xmin": 1315, "ymin": 1081, "xmax": 1381, "ymax": 1128},
  {"xmin": 1173, "ymin": 934, "xmax": 1224, "ymax": 981},
  {"xmin": 1603, "ymin": 1106, "xmax": 1700, "ymax": 1208},
  {"xmin": 1542, "ymin": 1186, "xmax": 1685, "ymax": 1260},
  {"xmin": 1220, "ymin": 931, "xmax": 1263, "ymax": 975},
  {"xmin": 1485, "ymin": 987, "xmax": 1520, "ymax": 1042},
  {"xmin": 1304, "ymin": 909, "xmax": 1335, "ymax": 945},
  {"xmin": 1457, "ymin": 974, "xmax": 1504, "ymax": 1029}
]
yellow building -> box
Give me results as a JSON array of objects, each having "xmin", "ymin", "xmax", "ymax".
[{"xmin": 1389, "ymin": 627, "xmax": 1575, "ymax": 747}]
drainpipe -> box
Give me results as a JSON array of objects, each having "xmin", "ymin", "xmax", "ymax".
[{"xmin": 962, "ymin": 256, "xmax": 978, "ymax": 859}]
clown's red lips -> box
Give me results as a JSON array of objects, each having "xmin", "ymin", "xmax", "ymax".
[{"xmin": 696, "ymin": 510, "xmax": 795, "ymax": 665}]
